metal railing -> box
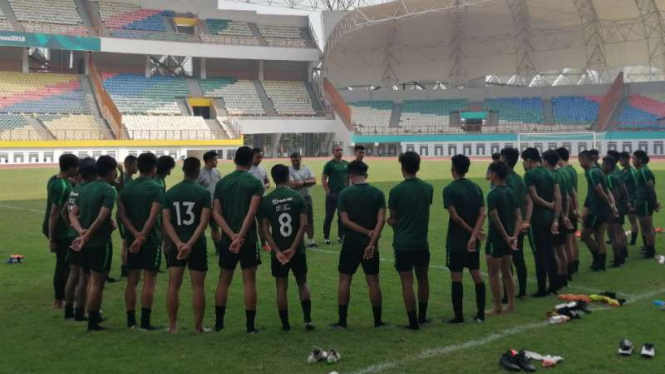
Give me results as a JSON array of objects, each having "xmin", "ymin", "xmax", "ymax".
[{"xmin": 0, "ymin": 128, "xmax": 237, "ymax": 141}]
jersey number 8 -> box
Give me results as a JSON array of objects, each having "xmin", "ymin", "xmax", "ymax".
[
  {"xmin": 278, "ymin": 212, "xmax": 292, "ymax": 237},
  {"xmin": 174, "ymin": 202, "xmax": 195, "ymax": 226}
]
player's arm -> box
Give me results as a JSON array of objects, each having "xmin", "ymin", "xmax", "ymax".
[
  {"xmin": 305, "ymin": 170, "xmax": 316, "ymax": 187},
  {"xmin": 594, "ymin": 183, "xmax": 614, "ymax": 209},
  {"xmin": 522, "ymin": 194, "xmax": 533, "ymax": 230},
  {"xmin": 570, "ymin": 188, "xmax": 579, "ymax": 216},
  {"xmin": 321, "ymin": 173, "xmax": 330, "ymax": 195},
  {"xmin": 387, "ymin": 209, "xmax": 398, "ymax": 226},
  {"xmin": 289, "ymin": 212, "xmax": 308, "ymax": 252},
  {"xmin": 118, "ymin": 199, "xmax": 140, "ymax": 238},
  {"xmin": 137, "ymin": 202, "xmax": 161, "ymax": 239},
  {"xmin": 289, "ymin": 175, "xmax": 302, "ymax": 190},
  {"xmin": 261, "ymin": 217, "xmax": 281, "ymax": 253},
  {"xmin": 471, "ymin": 206, "xmax": 486, "ymax": 239},
  {"xmin": 212, "ymin": 199, "xmax": 235, "ymax": 238},
  {"xmin": 72, "ymin": 206, "xmax": 111, "ymax": 251},
  {"xmin": 47, "ymin": 184, "xmax": 66, "ymax": 250},
  {"xmin": 553, "ymin": 183, "xmax": 562, "ymax": 223},
  {"xmin": 646, "ymin": 177, "xmax": 658, "ymax": 207},
  {"xmin": 369, "ymin": 208, "xmax": 386, "ymax": 247},
  {"xmin": 339, "ymin": 211, "xmax": 372, "ymax": 235},
  {"xmin": 527, "ymin": 186, "xmax": 554, "ymax": 210},
  {"xmin": 237, "ymin": 195, "xmax": 262, "ymax": 241},
  {"xmin": 489, "ymin": 208, "xmax": 511, "ymax": 245},
  {"xmin": 69, "ymin": 204, "xmax": 84, "ymax": 236},
  {"xmin": 162, "ymin": 208, "xmax": 182, "ymax": 247},
  {"xmin": 446, "ymin": 206, "xmax": 474, "ymax": 234},
  {"xmin": 513, "ymin": 208, "xmax": 523, "ymax": 245},
  {"xmin": 263, "ymin": 174, "xmax": 270, "ymax": 190},
  {"xmin": 186, "ymin": 207, "xmax": 210, "ymax": 248}
]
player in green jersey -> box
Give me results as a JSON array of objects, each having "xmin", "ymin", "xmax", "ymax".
[
  {"xmin": 620, "ymin": 151, "xmax": 640, "ymax": 246},
  {"xmin": 260, "ymin": 164, "xmax": 314, "ymax": 331},
  {"xmin": 43, "ymin": 153, "xmax": 80, "ymax": 309},
  {"xmin": 213, "ymin": 146, "xmax": 264, "ymax": 333},
  {"xmin": 322, "ymin": 145, "xmax": 349, "ymax": 245},
  {"xmin": 486, "ymin": 162, "xmax": 522, "ymax": 315},
  {"xmin": 443, "ymin": 155, "xmax": 486, "ymax": 323},
  {"xmin": 602, "ymin": 155, "xmax": 629, "ymax": 267},
  {"xmin": 163, "ymin": 157, "xmax": 212, "ymax": 334},
  {"xmin": 633, "ymin": 150, "xmax": 659, "ymax": 259},
  {"xmin": 388, "ymin": 151, "xmax": 433, "ymax": 330},
  {"xmin": 556, "ymin": 147, "xmax": 581, "ymax": 276},
  {"xmin": 332, "ymin": 161, "xmax": 387, "ymax": 329},
  {"xmin": 115, "ymin": 155, "xmax": 138, "ymax": 280},
  {"xmin": 69, "ymin": 155, "xmax": 117, "ymax": 331},
  {"xmin": 118, "ymin": 153, "xmax": 164, "ymax": 330}
]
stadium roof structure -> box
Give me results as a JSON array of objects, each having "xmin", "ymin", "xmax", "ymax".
[{"xmin": 310, "ymin": 0, "xmax": 665, "ymax": 88}]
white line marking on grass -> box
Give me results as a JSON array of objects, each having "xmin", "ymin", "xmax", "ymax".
[
  {"xmin": 346, "ymin": 287, "xmax": 665, "ymax": 374},
  {"xmin": 0, "ymin": 204, "xmax": 43, "ymax": 214}
]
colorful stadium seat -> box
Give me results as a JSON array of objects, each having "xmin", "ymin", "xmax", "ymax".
[
  {"xmin": 0, "ymin": 72, "xmax": 88, "ymax": 115},
  {"xmin": 40, "ymin": 114, "xmax": 110, "ymax": 140},
  {"xmin": 400, "ymin": 100, "xmax": 468, "ymax": 132},
  {"xmin": 0, "ymin": 113, "xmax": 40, "ymax": 140},
  {"xmin": 102, "ymin": 74, "xmax": 189, "ymax": 115},
  {"xmin": 485, "ymin": 98, "xmax": 544, "ymax": 124},
  {"xmin": 262, "ymin": 81, "xmax": 317, "ymax": 116},
  {"xmin": 9, "ymin": 0, "xmax": 88, "ymax": 35},
  {"xmin": 552, "ymin": 96, "xmax": 599, "ymax": 125},
  {"xmin": 350, "ymin": 101, "xmax": 393, "ymax": 130},
  {"xmin": 123, "ymin": 115, "xmax": 213, "ymax": 140},
  {"xmin": 199, "ymin": 78, "xmax": 265, "ymax": 116}
]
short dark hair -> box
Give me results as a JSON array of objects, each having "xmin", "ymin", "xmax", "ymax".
[
  {"xmin": 500, "ymin": 148, "xmax": 520, "ymax": 168},
  {"xmin": 157, "ymin": 155, "xmax": 175, "ymax": 175},
  {"xmin": 59, "ymin": 154, "xmax": 80, "ymax": 172},
  {"xmin": 252, "ymin": 147, "xmax": 263, "ymax": 155},
  {"xmin": 607, "ymin": 150, "xmax": 620, "ymax": 163},
  {"xmin": 488, "ymin": 161, "xmax": 508, "ymax": 180},
  {"xmin": 355, "ymin": 144, "xmax": 366, "ymax": 152},
  {"xmin": 399, "ymin": 151, "xmax": 421, "ymax": 174},
  {"xmin": 492, "ymin": 152, "xmax": 501, "ymax": 161},
  {"xmin": 348, "ymin": 160, "xmax": 369, "ymax": 176},
  {"xmin": 602, "ymin": 156, "xmax": 617, "ymax": 169},
  {"xmin": 182, "ymin": 157, "xmax": 201, "ymax": 179},
  {"xmin": 203, "ymin": 151, "xmax": 218, "ymax": 163},
  {"xmin": 619, "ymin": 151, "xmax": 631, "ymax": 160},
  {"xmin": 451, "ymin": 154, "xmax": 470, "ymax": 175},
  {"xmin": 579, "ymin": 150, "xmax": 591, "ymax": 159},
  {"xmin": 633, "ymin": 150, "xmax": 649, "ymax": 164},
  {"xmin": 96, "ymin": 155, "xmax": 117, "ymax": 177},
  {"xmin": 290, "ymin": 152, "xmax": 301, "ymax": 159},
  {"xmin": 521, "ymin": 148, "xmax": 541, "ymax": 163},
  {"xmin": 271, "ymin": 164, "xmax": 290, "ymax": 184},
  {"xmin": 555, "ymin": 147, "xmax": 570, "ymax": 162},
  {"xmin": 137, "ymin": 152, "xmax": 158, "ymax": 174},
  {"xmin": 589, "ymin": 149, "xmax": 599, "ymax": 157},
  {"xmin": 332, "ymin": 144, "xmax": 342, "ymax": 151},
  {"xmin": 79, "ymin": 157, "xmax": 97, "ymax": 180},
  {"xmin": 124, "ymin": 155, "xmax": 138, "ymax": 164},
  {"xmin": 542, "ymin": 150, "xmax": 560, "ymax": 167},
  {"xmin": 234, "ymin": 146, "xmax": 254, "ymax": 166}
]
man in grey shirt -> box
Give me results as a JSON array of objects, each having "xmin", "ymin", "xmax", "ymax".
[
  {"xmin": 249, "ymin": 147, "xmax": 270, "ymax": 190},
  {"xmin": 197, "ymin": 150, "xmax": 222, "ymax": 244},
  {"xmin": 289, "ymin": 152, "xmax": 317, "ymax": 248}
]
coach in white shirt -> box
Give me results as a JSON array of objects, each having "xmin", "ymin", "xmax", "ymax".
[
  {"xmin": 249, "ymin": 147, "xmax": 270, "ymax": 190},
  {"xmin": 289, "ymin": 151, "xmax": 317, "ymax": 248},
  {"xmin": 197, "ymin": 150, "xmax": 222, "ymax": 244}
]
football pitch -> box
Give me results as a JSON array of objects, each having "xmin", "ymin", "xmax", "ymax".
[{"xmin": 0, "ymin": 158, "xmax": 664, "ymax": 374}]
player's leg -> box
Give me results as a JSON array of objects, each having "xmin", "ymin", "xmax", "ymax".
[
  {"xmin": 414, "ymin": 255, "xmax": 431, "ymax": 324},
  {"xmin": 275, "ymin": 276, "xmax": 290, "ymax": 331},
  {"xmin": 120, "ymin": 239, "xmax": 128, "ymax": 278},
  {"xmin": 53, "ymin": 239, "xmax": 70, "ymax": 309},
  {"xmin": 640, "ymin": 212, "xmax": 656, "ymax": 258},
  {"xmin": 167, "ymin": 266, "xmax": 185, "ymax": 333},
  {"xmin": 398, "ymin": 270, "xmax": 418, "ymax": 329},
  {"xmin": 139, "ymin": 245, "xmax": 161, "ymax": 330},
  {"xmin": 64, "ymin": 264, "xmax": 80, "ymax": 319},
  {"xmin": 486, "ymin": 255, "xmax": 503, "ymax": 316},
  {"xmin": 74, "ymin": 270, "xmax": 89, "ymax": 321},
  {"xmin": 125, "ymin": 269, "xmax": 140, "ymax": 328},
  {"xmin": 242, "ymin": 266, "xmax": 258, "ymax": 333},
  {"xmin": 608, "ymin": 223, "xmax": 622, "ymax": 267},
  {"xmin": 592, "ymin": 223, "xmax": 608, "ymax": 271},
  {"xmin": 512, "ymin": 233, "xmax": 527, "ymax": 298},
  {"xmin": 332, "ymin": 273, "xmax": 352, "ymax": 328},
  {"xmin": 581, "ymin": 216, "xmax": 598, "ymax": 268},
  {"xmin": 86, "ymin": 270, "xmax": 107, "ymax": 331},
  {"xmin": 501, "ymin": 255, "xmax": 516, "ymax": 313},
  {"xmin": 628, "ymin": 211, "xmax": 639, "ymax": 245},
  {"xmin": 447, "ymin": 250, "xmax": 465, "ymax": 323},
  {"xmin": 214, "ymin": 268, "xmax": 234, "ymax": 331},
  {"xmin": 305, "ymin": 196, "xmax": 316, "ymax": 247},
  {"xmin": 190, "ymin": 269, "xmax": 207, "ymax": 333},
  {"xmin": 469, "ymin": 267, "xmax": 486, "ymax": 322},
  {"xmin": 363, "ymin": 248, "xmax": 384, "ymax": 327},
  {"xmin": 323, "ymin": 192, "xmax": 336, "ymax": 243},
  {"xmin": 540, "ymin": 229, "xmax": 558, "ymax": 294},
  {"xmin": 293, "ymin": 253, "xmax": 314, "ymax": 330}
]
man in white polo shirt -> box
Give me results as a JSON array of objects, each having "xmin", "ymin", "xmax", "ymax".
[{"xmin": 289, "ymin": 152, "xmax": 317, "ymax": 248}]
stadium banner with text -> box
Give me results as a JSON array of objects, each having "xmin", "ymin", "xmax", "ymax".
[{"xmin": 0, "ymin": 31, "xmax": 100, "ymax": 51}]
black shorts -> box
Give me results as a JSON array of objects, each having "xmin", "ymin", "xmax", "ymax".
[
  {"xmin": 127, "ymin": 244, "xmax": 162, "ymax": 272},
  {"xmin": 636, "ymin": 201, "xmax": 655, "ymax": 218},
  {"xmin": 394, "ymin": 250, "xmax": 430, "ymax": 272},
  {"xmin": 218, "ymin": 240, "xmax": 261, "ymax": 270},
  {"xmin": 609, "ymin": 215, "xmax": 626, "ymax": 225},
  {"xmin": 271, "ymin": 252, "xmax": 308, "ymax": 278},
  {"xmin": 485, "ymin": 240, "xmax": 512, "ymax": 258},
  {"xmin": 565, "ymin": 213, "xmax": 578, "ymax": 234},
  {"xmin": 447, "ymin": 250, "xmax": 480, "ymax": 272},
  {"xmin": 166, "ymin": 243, "xmax": 208, "ymax": 272},
  {"xmin": 583, "ymin": 213, "xmax": 607, "ymax": 230},
  {"xmin": 83, "ymin": 240, "xmax": 113, "ymax": 273},
  {"xmin": 339, "ymin": 241, "xmax": 380, "ymax": 275},
  {"xmin": 304, "ymin": 196, "xmax": 314, "ymax": 228},
  {"xmin": 553, "ymin": 232, "xmax": 566, "ymax": 246}
]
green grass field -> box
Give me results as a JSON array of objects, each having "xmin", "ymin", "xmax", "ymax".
[{"xmin": 1, "ymin": 158, "xmax": 664, "ymax": 374}]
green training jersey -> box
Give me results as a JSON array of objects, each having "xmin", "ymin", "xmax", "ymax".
[
  {"xmin": 487, "ymin": 185, "xmax": 518, "ymax": 248},
  {"xmin": 563, "ymin": 165, "xmax": 578, "ymax": 192},
  {"xmin": 622, "ymin": 166, "xmax": 638, "ymax": 200},
  {"xmin": 553, "ymin": 168, "xmax": 570, "ymax": 216},
  {"xmin": 119, "ymin": 177, "xmax": 164, "ymax": 246},
  {"xmin": 505, "ymin": 171, "xmax": 526, "ymax": 215},
  {"xmin": 163, "ymin": 180, "xmax": 210, "ymax": 251},
  {"xmin": 66, "ymin": 182, "xmax": 88, "ymax": 238},
  {"xmin": 635, "ymin": 166, "xmax": 656, "ymax": 203},
  {"xmin": 259, "ymin": 187, "xmax": 307, "ymax": 254},
  {"xmin": 323, "ymin": 159, "xmax": 349, "ymax": 193},
  {"xmin": 75, "ymin": 179, "xmax": 116, "ymax": 247},
  {"xmin": 154, "ymin": 176, "xmax": 166, "ymax": 193},
  {"xmin": 213, "ymin": 170, "xmax": 264, "ymax": 244},
  {"xmin": 607, "ymin": 170, "xmax": 629, "ymax": 215},
  {"xmin": 42, "ymin": 175, "xmax": 73, "ymax": 240},
  {"xmin": 338, "ymin": 183, "xmax": 386, "ymax": 247},
  {"xmin": 524, "ymin": 166, "xmax": 556, "ymax": 227},
  {"xmin": 443, "ymin": 178, "xmax": 484, "ymax": 252},
  {"xmin": 585, "ymin": 167, "xmax": 611, "ymax": 216},
  {"xmin": 388, "ymin": 178, "xmax": 433, "ymax": 252}
]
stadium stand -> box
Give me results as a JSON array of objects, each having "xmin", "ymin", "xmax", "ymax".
[
  {"xmin": 0, "ymin": 113, "xmax": 40, "ymax": 140},
  {"xmin": 552, "ymin": 96, "xmax": 599, "ymax": 125},
  {"xmin": 0, "ymin": 7, "xmax": 12, "ymax": 30},
  {"xmin": 39, "ymin": 114, "xmax": 110, "ymax": 140},
  {"xmin": 400, "ymin": 100, "xmax": 468, "ymax": 130},
  {"xmin": 102, "ymin": 74, "xmax": 189, "ymax": 115},
  {"xmin": 0, "ymin": 72, "xmax": 89, "ymax": 114},
  {"xmin": 262, "ymin": 81, "xmax": 317, "ymax": 116},
  {"xmin": 350, "ymin": 101, "xmax": 393, "ymax": 130},
  {"xmin": 123, "ymin": 115, "xmax": 213, "ymax": 140},
  {"xmin": 485, "ymin": 98, "xmax": 544, "ymax": 124},
  {"xmin": 258, "ymin": 25, "xmax": 313, "ymax": 48},
  {"xmin": 9, "ymin": 0, "xmax": 88, "ymax": 35},
  {"xmin": 628, "ymin": 94, "xmax": 665, "ymax": 118},
  {"xmin": 199, "ymin": 78, "xmax": 265, "ymax": 116},
  {"xmin": 97, "ymin": 1, "xmax": 184, "ymax": 40},
  {"xmin": 201, "ymin": 19, "xmax": 259, "ymax": 45}
]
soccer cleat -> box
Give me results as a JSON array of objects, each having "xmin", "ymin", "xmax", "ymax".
[
  {"xmin": 641, "ymin": 343, "xmax": 656, "ymax": 358},
  {"xmin": 198, "ymin": 327, "xmax": 213, "ymax": 334},
  {"xmin": 499, "ymin": 351, "xmax": 521, "ymax": 372},
  {"xmin": 447, "ymin": 317, "xmax": 464, "ymax": 324},
  {"xmin": 87, "ymin": 325, "xmax": 107, "ymax": 332},
  {"xmin": 247, "ymin": 329, "xmax": 259, "ymax": 334},
  {"xmin": 307, "ymin": 347, "xmax": 327, "ymax": 364},
  {"xmin": 618, "ymin": 339, "xmax": 634, "ymax": 356},
  {"xmin": 337, "ymin": 236, "xmax": 344, "ymax": 244},
  {"xmin": 324, "ymin": 239, "xmax": 332, "ymax": 245},
  {"xmin": 307, "ymin": 242, "xmax": 318, "ymax": 249},
  {"xmin": 139, "ymin": 325, "xmax": 163, "ymax": 332},
  {"xmin": 327, "ymin": 349, "xmax": 341, "ymax": 364},
  {"xmin": 305, "ymin": 322, "xmax": 315, "ymax": 331},
  {"xmin": 516, "ymin": 350, "xmax": 536, "ymax": 372},
  {"xmin": 330, "ymin": 322, "xmax": 347, "ymax": 330}
]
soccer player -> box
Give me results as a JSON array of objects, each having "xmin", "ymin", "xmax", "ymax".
[
  {"xmin": 620, "ymin": 151, "xmax": 640, "ymax": 246},
  {"xmin": 388, "ymin": 151, "xmax": 433, "ymax": 330},
  {"xmin": 118, "ymin": 153, "xmax": 164, "ymax": 330},
  {"xmin": 213, "ymin": 146, "xmax": 264, "ymax": 333},
  {"xmin": 163, "ymin": 157, "xmax": 211, "ymax": 333},
  {"xmin": 43, "ymin": 153, "xmax": 80, "ymax": 309},
  {"xmin": 486, "ymin": 153, "xmax": 501, "ymax": 188},
  {"xmin": 579, "ymin": 150, "xmax": 616, "ymax": 271},
  {"xmin": 522, "ymin": 148, "xmax": 560, "ymax": 296},
  {"xmin": 260, "ymin": 164, "xmax": 314, "ymax": 331},
  {"xmin": 589, "ymin": 149, "xmax": 600, "ymax": 167},
  {"xmin": 332, "ymin": 160, "xmax": 386, "ymax": 329},
  {"xmin": 69, "ymin": 155, "xmax": 118, "ymax": 331},
  {"xmin": 500, "ymin": 148, "xmax": 532, "ymax": 299},
  {"xmin": 633, "ymin": 150, "xmax": 659, "ymax": 259},
  {"xmin": 63, "ymin": 158, "xmax": 96, "ymax": 321},
  {"xmin": 198, "ymin": 150, "xmax": 222, "ymax": 245},
  {"xmin": 354, "ymin": 144, "xmax": 366, "ymax": 162},
  {"xmin": 443, "ymin": 155, "xmax": 486, "ymax": 323},
  {"xmin": 289, "ymin": 152, "xmax": 318, "ymax": 248},
  {"xmin": 115, "ymin": 155, "xmax": 138, "ymax": 279},
  {"xmin": 155, "ymin": 155, "xmax": 175, "ymax": 192},
  {"xmin": 249, "ymin": 147, "xmax": 271, "ymax": 190},
  {"xmin": 322, "ymin": 145, "xmax": 348, "ymax": 245},
  {"xmin": 602, "ymin": 155, "xmax": 629, "ymax": 267},
  {"xmin": 556, "ymin": 147, "xmax": 581, "ymax": 275},
  {"xmin": 486, "ymin": 162, "xmax": 521, "ymax": 315}
]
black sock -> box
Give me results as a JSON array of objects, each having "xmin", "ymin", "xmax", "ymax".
[
  {"xmin": 558, "ymin": 274, "xmax": 568, "ymax": 288},
  {"xmin": 88, "ymin": 310, "xmax": 100, "ymax": 329},
  {"xmin": 372, "ymin": 306, "xmax": 384, "ymax": 326},
  {"xmin": 126, "ymin": 310, "xmax": 136, "ymax": 327},
  {"xmin": 74, "ymin": 307, "xmax": 85, "ymax": 320},
  {"xmin": 451, "ymin": 281, "xmax": 463, "ymax": 321},
  {"xmin": 598, "ymin": 254, "xmax": 606, "ymax": 270},
  {"xmin": 64, "ymin": 303, "xmax": 74, "ymax": 319},
  {"xmin": 301, "ymin": 300, "xmax": 312, "ymax": 323},
  {"xmin": 215, "ymin": 306, "xmax": 225, "ymax": 331},
  {"xmin": 245, "ymin": 309, "xmax": 256, "ymax": 332},
  {"xmin": 418, "ymin": 302, "xmax": 428, "ymax": 323},
  {"xmin": 140, "ymin": 308, "xmax": 151, "ymax": 328},
  {"xmin": 338, "ymin": 305, "xmax": 348, "ymax": 326},
  {"xmin": 278, "ymin": 309, "xmax": 290, "ymax": 330},
  {"xmin": 121, "ymin": 265, "xmax": 128, "ymax": 277},
  {"xmin": 475, "ymin": 283, "xmax": 486, "ymax": 321},
  {"xmin": 407, "ymin": 310, "xmax": 419, "ymax": 329},
  {"xmin": 573, "ymin": 260, "xmax": 580, "ymax": 273},
  {"xmin": 630, "ymin": 232, "xmax": 638, "ymax": 245}
]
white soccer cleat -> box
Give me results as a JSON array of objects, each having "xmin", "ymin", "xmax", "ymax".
[
  {"xmin": 307, "ymin": 347, "xmax": 327, "ymax": 364},
  {"xmin": 618, "ymin": 338, "xmax": 634, "ymax": 356},
  {"xmin": 641, "ymin": 343, "xmax": 656, "ymax": 358},
  {"xmin": 327, "ymin": 349, "xmax": 341, "ymax": 364}
]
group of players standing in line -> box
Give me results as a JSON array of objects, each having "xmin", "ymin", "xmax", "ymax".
[{"xmin": 42, "ymin": 143, "xmax": 659, "ymax": 333}]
